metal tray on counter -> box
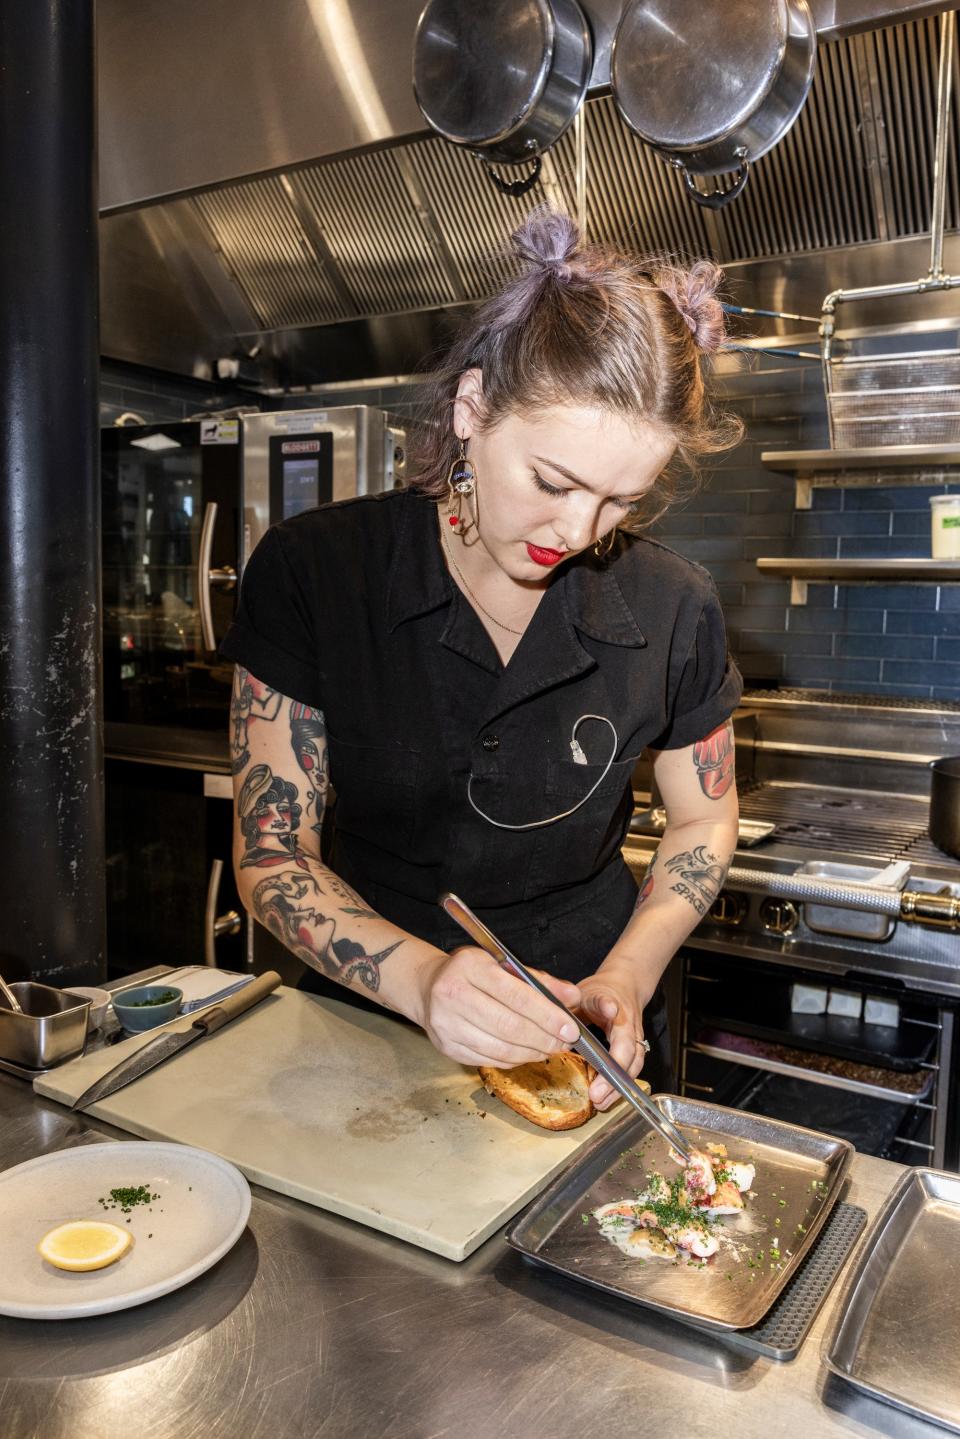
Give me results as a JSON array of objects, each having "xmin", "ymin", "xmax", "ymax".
[
  {"xmin": 506, "ymin": 1096, "xmax": 852, "ymax": 1332},
  {"xmin": 824, "ymin": 1168, "xmax": 960, "ymax": 1433},
  {"xmin": 630, "ymin": 808, "xmax": 775, "ymax": 846}
]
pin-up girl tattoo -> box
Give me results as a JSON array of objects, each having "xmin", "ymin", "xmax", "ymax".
[
  {"xmin": 237, "ymin": 763, "xmax": 304, "ymax": 868},
  {"xmin": 251, "ymin": 870, "xmax": 401, "ymax": 992},
  {"xmin": 289, "ymin": 701, "xmax": 329, "ymax": 838},
  {"xmin": 692, "ymin": 721, "xmax": 735, "ymax": 799},
  {"xmin": 231, "ymin": 666, "xmax": 283, "ymax": 774}
]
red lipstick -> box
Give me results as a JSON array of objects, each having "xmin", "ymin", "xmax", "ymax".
[{"xmin": 526, "ymin": 543, "xmax": 564, "ymax": 566}]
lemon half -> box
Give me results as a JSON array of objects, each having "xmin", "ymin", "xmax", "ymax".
[{"xmin": 38, "ymin": 1220, "xmax": 133, "ymax": 1272}]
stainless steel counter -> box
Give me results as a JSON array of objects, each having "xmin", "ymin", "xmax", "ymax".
[{"xmin": 0, "ymin": 1076, "xmax": 942, "ymax": 1439}]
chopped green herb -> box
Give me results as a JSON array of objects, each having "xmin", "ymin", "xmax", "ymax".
[
  {"xmin": 581, "ymin": 1213, "xmax": 590, "ymax": 1226},
  {"xmin": 124, "ymin": 989, "xmax": 180, "ymax": 1007},
  {"xmin": 98, "ymin": 1184, "xmax": 159, "ymax": 1214}
]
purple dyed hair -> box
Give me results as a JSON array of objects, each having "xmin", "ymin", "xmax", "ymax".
[{"xmin": 406, "ymin": 210, "xmax": 742, "ymax": 530}]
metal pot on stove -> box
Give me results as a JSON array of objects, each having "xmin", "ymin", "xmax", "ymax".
[
  {"xmin": 929, "ymin": 757, "xmax": 960, "ymax": 860},
  {"xmin": 412, "ymin": 0, "xmax": 593, "ymax": 196},
  {"xmin": 610, "ymin": 0, "xmax": 817, "ymax": 208}
]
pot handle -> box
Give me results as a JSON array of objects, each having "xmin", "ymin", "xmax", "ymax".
[
  {"xmin": 680, "ymin": 155, "xmax": 750, "ymax": 210},
  {"xmin": 482, "ymin": 155, "xmax": 542, "ymax": 198}
]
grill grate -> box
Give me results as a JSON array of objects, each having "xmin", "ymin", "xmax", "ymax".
[{"xmin": 737, "ymin": 781, "xmax": 958, "ymax": 869}]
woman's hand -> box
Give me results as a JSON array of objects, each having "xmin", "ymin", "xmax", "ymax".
[
  {"xmin": 416, "ymin": 946, "xmax": 583, "ymax": 1068},
  {"xmin": 577, "ymin": 961, "xmax": 648, "ymax": 1110}
]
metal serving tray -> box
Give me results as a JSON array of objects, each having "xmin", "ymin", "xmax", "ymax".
[
  {"xmin": 824, "ymin": 1168, "xmax": 960, "ymax": 1433},
  {"xmin": 631, "ymin": 808, "xmax": 775, "ymax": 847},
  {"xmin": 506, "ymin": 1096, "xmax": 852, "ymax": 1332}
]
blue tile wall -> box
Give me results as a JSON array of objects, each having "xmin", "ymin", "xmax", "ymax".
[{"xmin": 651, "ymin": 352, "xmax": 960, "ymax": 701}]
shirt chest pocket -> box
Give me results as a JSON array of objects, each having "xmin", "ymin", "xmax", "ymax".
[
  {"xmin": 526, "ymin": 753, "xmax": 641, "ymax": 896},
  {"xmin": 327, "ymin": 736, "xmax": 421, "ymax": 854}
]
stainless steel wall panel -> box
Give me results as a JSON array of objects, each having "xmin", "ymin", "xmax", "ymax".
[
  {"xmin": 296, "ymin": 150, "xmax": 457, "ymax": 316},
  {"xmin": 574, "ymin": 96, "xmax": 713, "ymax": 258},
  {"xmin": 192, "ymin": 178, "xmax": 348, "ymax": 330},
  {"xmin": 402, "ymin": 139, "xmax": 542, "ymax": 301},
  {"xmin": 817, "ymin": 39, "xmax": 878, "ymax": 245},
  {"xmin": 864, "ymin": 16, "xmax": 960, "ymax": 240},
  {"xmin": 709, "ymin": 37, "xmax": 877, "ymax": 262}
]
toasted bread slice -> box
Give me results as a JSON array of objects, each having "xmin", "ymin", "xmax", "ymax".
[
  {"xmin": 478, "ymin": 1053, "xmax": 594, "ymax": 1130},
  {"xmin": 478, "ymin": 1053, "xmax": 653, "ymax": 1131}
]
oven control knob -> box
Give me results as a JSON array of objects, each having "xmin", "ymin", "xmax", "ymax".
[
  {"xmin": 759, "ymin": 898, "xmax": 799, "ymax": 935},
  {"xmin": 710, "ymin": 892, "xmax": 746, "ymax": 925}
]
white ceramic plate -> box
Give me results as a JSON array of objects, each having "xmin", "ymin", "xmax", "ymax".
[{"xmin": 0, "ymin": 1141, "xmax": 251, "ymax": 1319}]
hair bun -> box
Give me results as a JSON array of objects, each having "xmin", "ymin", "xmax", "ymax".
[
  {"xmin": 655, "ymin": 259, "xmax": 727, "ymax": 353},
  {"xmin": 511, "ymin": 208, "xmax": 581, "ymax": 281}
]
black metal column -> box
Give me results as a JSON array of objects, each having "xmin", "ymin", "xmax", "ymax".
[{"xmin": 0, "ymin": 3, "xmax": 104, "ymax": 984}]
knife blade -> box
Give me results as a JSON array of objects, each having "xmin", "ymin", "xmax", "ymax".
[
  {"xmin": 69, "ymin": 970, "xmax": 282, "ymax": 1112},
  {"xmin": 439, "ymin": 892, "xmax": 693, "ymax": 1163}
]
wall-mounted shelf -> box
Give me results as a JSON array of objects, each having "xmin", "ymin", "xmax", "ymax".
[
  {"xmin": 755, "ymin": 557, "xmax": 960, "ymax": 605},
  {"xmin": 762, "ymin": 446, "xmax": 960, "ymax": 508}
]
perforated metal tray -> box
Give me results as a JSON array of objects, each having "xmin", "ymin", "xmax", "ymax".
[{"xmin": 507, "ymin": 1096, "xmax": 852, "ymax": 1332}]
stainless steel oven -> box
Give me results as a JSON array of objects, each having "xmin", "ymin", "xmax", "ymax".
[
  {"xmin": 104, "ymin": 758, "xmax": 245, "ymax": 976},
  {"xmin": 679, "ymin": 950, "xmax": 955, "ymax": 1168},
  {"xmin": 102, "ymin": 418, "xmax": 245, "ymax": 768},
  {"xmin": 629, "ymin": 689, "xmax": 960, "ymax": 1171},
  {"xmin": 241, "ymin": 406, "xmax": 406, "ymax": 563},
  {"xmin": 102, "ymin": 408, "xmax": 405, "ymax": 770}
]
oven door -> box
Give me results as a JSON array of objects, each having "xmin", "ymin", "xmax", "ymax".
[
  {"xmin": 102, "ymin": 421, "xmax": 240, "ymax": 765},
  {"xmin": 105, "ymin": 760, "xmax": 246, "ymax": 976},
  {"xmin": 679, "ymin": 950, "xmax": 956, "ymax": 1170}
]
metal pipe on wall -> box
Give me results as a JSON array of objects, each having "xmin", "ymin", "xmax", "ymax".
[{"xmin": 0, "ymin": 2, "xmax": 106, "ymax": 984}]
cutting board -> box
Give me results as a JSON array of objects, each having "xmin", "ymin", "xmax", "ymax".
[{"xmin": 34, "ymin": 988, "xmax": 617, "ymax": 1261}]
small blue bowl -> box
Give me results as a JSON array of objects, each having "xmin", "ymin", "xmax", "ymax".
[{"xmin": 112, "ymin": 985, "xmax": 183, "ymax": 1032}]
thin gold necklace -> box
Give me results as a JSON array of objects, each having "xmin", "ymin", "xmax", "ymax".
[{"xmin": 440, "ymin": 517, "xmax": 525, "ymax": 636}]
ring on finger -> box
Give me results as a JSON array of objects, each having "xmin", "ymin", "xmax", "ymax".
[{"xmin": 635, "ymin": 1037, "xmax": 651, "ymax": 1054}]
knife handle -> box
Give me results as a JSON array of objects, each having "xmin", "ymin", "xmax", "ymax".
[{"xmin": 197, "ymin": 970, "xmax": 282, "ymax": 1034}]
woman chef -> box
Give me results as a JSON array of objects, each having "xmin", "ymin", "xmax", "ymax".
[{"xmin": 221, "ymin": 211, "xmax": 742, "ymax": 1107}]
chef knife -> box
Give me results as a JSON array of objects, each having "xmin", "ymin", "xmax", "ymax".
[
  {"xmin": 69, "ymin": 970, "xmax": 282, "ymax": 1112},
  {"xmin": 439, "ymin": 892, "xmax": 694, "ymax": 1163}
]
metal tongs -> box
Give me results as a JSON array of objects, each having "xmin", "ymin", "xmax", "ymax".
[{"xmin": 439, "ymin": 892, "xmax": 693, "ymax": 1164}]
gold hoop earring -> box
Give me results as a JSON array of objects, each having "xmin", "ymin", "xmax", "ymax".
[
  {"xmin": 594, "ymin": 528, "xmax": 617, "ymax": 558},
  {"xmin": 446, "ymin": 438, "xmax": 476, "ymax": 535}
]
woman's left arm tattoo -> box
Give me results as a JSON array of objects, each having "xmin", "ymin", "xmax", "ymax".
[
  {"xmin": 664, "ymin": 847, "xmax": 731, "ymax": 917},
  {"xmin": 692, "ymin": 721, "xmax": 735, "ymax": 799}
]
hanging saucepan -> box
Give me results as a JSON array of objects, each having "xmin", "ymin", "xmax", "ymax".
[
  {"xmin": 610, "ymin": 0, "xmax": 817, "ymax": 209},
  {"xmin": 412, "ymin": 0, "xmax": 593, "ymax": 197},
  {"xmin": 929, "ymin": 757, "xmax": 960, "ymax": 860}
]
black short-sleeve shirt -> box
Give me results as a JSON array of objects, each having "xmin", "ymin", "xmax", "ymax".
[{"xmin": 220, "ymin": 488, "xmax": 741, "ymax": 951}]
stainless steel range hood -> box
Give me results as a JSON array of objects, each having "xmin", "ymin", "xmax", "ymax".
[{"xmin": 97, "ymin": 1, "xmax": 960, "ymax": 382}]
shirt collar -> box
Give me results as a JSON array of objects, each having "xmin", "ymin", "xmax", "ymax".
[
  {"xmin": 385, "ymin": 491, "xmax": 454, "ymax": 632},
  {"xmin": 386, "ymin": 491, "xmax": 646, "ymax": 650},
  {"xmin": 565, "ymin": 550, "xmax": 648, "ymax": 648}
]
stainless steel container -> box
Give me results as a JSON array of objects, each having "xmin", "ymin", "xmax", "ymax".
[
  {"xmin": 0, "ymin": 984, "xmax": 90, "ymax": 1068},
  {"xmin": 797, "ymin": 859, "xmax": 910, "ymax": 941},
  {"xmin": 930, "ymin": 756, "xmax": 960, "ymax": 860}
]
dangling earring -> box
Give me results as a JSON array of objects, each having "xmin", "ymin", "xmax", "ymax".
[
  {"xmin": 446, "ymin": 438, "xmax": 476, "ymax": 535},
  {"xmin": 594, "ymin": 528, "xmax": 617, "ymax": 558}
]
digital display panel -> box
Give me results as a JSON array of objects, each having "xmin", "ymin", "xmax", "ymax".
[
  {"xmin": 269, "ymin": 432, "xmax": 333, "ymax": 523},
  {"xmin": 282, "ymin": 457, "xmax": 321, "ymax": 518}
]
